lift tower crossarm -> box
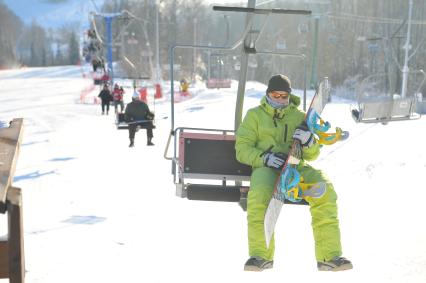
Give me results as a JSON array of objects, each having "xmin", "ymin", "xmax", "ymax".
[{"xmin": 212, "ymin": 6, "xmax": 311, "ymax": 16}]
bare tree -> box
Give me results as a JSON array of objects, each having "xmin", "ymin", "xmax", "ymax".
[{"xmin": 0, "ymin": 2, "xmax": 24, "ymax": 67}]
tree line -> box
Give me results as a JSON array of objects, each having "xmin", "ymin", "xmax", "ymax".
[
  {"xmin": 99, "ymin": 0, "xmax": 426, "ymax": 92},
  {"xmin": 0, "ymin": 1, "xmax": 80, "ymax": 68},
  {"xmin": 1, "ymin": 0, "xmax": 425, "ymax": 92}
]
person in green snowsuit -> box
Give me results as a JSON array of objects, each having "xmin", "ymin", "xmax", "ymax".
[{"xmin": 235, "ymin": 74, "xmax": 352, "ymax": 272}]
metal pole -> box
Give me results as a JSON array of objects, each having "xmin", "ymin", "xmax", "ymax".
[
  {"xmin": 207, "ymin": 42, "xmax": 211, "ymax": 81},
  {"xmin": 234, "ymin": 0, "xmax": 257, "ymax": 131},
  {"xmin": 309, "ymin": 16, "xmax": 319, "ymax": 89},
  {"xmin": 170, "ymin": 47, "xmax": 175, "ymax": 131},
  {"xmin": 401, "ymin": 0, "xmax": 413, "ymax": 98},
  {"xmin": 193, "ymin": 18, "xmax": 197, "ymax": 82},
  {"xmin": 105, "ymin": 16, "xmax": 114, "ymax": 86},
  {"xmin": 155, "ymin": 0, "xmax": 161, "ymax": 82}
]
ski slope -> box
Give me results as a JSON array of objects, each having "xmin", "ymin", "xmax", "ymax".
[{"xmin": 0, "ymin": 65, "xmax": 425, "ymax": 283}]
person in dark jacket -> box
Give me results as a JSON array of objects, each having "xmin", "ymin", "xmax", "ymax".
[
  {"xmin": 124, "ymin": 91, "xmax": 155, "ymax": 147},
  {"xmin": 98, "ymin": 84, "xmax": 113, "ymax": 115}
]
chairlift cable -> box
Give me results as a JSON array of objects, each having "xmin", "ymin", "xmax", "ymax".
[
  {"xmin": 90, "ymin": 0, "xmax": 100, "ymax": 13},
  {"xmin": 121, "ymin": 9, "xmax": 155, "ymax": 83},
  {"xmin": 90, "ymin": 12, "xmax": 134, "ymax": 47},
  {"xmin": 327, "ymin": 12, "xmax": 426, "ymax": 25},
  {"xmin": 90, "ymin": 15, "xmax": 106, "ymax": 45},
  {"xmin": 390, "ymin": 19, "xmax": 408, "ymax": 39}
]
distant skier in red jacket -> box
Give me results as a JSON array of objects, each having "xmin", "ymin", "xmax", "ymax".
[{"xmin": 112, "ymin": 84, "xmax": 125, "ymax": 114}]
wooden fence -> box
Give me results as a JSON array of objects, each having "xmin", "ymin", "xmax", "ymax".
[{"xmin": 0, "ymin": 118, "xmax": 25, "ymax": 283}]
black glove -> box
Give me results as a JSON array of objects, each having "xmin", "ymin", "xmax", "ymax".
[
  {"xmin": 263, "ymin": 152, "xmax": 288, "ymax": 170},
  {"xmin": 293, "ymin": 122, "xmax": 314, "ymax": 147},
  {"xmin": 146, "ymin": 112, "xmax": 155, "ymax": 120}
]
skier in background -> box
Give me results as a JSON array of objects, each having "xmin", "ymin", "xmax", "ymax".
[
  {"xmin": 112, "ymin": 84, "xmax": 125, "ymax": 114},
  {"xmin": 98, "ymin": 83, "xmax": 113, "ymax": 115},
  {"xmin": 235, "ymin": 74, "xmax": 352, "ymax": 272},
  {"xmin": 124, "ymin": 92, "xmax": 155, "ymax": 147},
  {"xmin": 179, "ymin": 78, "xmax": 189, "ymax": 95}
]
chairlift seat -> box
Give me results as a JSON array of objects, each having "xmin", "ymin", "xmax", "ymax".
[
  {"xmin": 175, "ymin": 130, "xmax": 250, "ymax": 202},
  {"xmin": 352, "ymin": 97, "xmax": 420, "ymax": 123},
  {"xmin": 179, "ymin": 132, "xmax": 251, "ymax": 181},
  {"xmin": 115, "ymin": 113, "xmax": 156, "ymax": 130},
  {"xmin": 174, "ymin": 129, "xmax": 308, "ymax": 206},
  {"xmin": 206, "ymin": 79, "xmax": 232, "ymax": 89}
]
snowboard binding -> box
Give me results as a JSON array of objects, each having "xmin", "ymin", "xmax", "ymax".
[
  {"xmin": 278, "ymin": 166, "xmax": 326, "ymax": 203},
  {"xmin": 306, "ymin": 109, "xmax": 349, "ymax": 145}
]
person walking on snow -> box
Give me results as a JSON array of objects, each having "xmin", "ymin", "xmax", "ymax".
[
  {"xmin": 235, "ymin": 74, "xmax": 352, "ymax": 272},
  {"xmin": 98, "ymin": 83, "xmax": 113, "ymax": 115},
  {"xmin": 112, "ymin": 84, "xmax": 125, "ymax": 114},
  {"xmin": 124, "ymin": 92, "xmax": 155, "ymax": 147}
]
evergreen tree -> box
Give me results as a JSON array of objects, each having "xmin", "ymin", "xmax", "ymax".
[
  {"xmin": 68, "ymin": 31, "xmax": 80, "ymax": 65},
  {"xmin": 55, "ymin": 43, "xmax": 64, "ymax": 66}
]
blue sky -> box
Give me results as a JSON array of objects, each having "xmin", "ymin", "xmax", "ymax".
[
  {"xmin": 3, "ymin": 0, "xmax": 250, "ymax": 28},
  {"xmin": 3, "ymin": 0, "xmax": 104, "ymax": 28}
]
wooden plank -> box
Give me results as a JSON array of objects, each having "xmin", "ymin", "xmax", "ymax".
[
  {"xmin": 0, "ymin": 118, "xmax": 24, "ymax": 213},
  {"xmin": 0, "ymin": 239, "xmax": 8, "ymax": 279},
  {"xmin": 7, "ymin": 187, "xmax": 25, "ymax": 283}
]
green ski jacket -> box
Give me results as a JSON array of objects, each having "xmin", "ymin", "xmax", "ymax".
[{"xmin": 235, "ymin": 95, "xmax": 320, "ymax": 168}]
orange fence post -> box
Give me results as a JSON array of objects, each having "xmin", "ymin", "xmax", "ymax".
[{"xmin": 155, "ymin": 84, "xmax": 162, "ymax": 99}]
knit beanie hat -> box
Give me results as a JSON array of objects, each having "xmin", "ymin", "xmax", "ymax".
[
  {"xmin": 266, "ymin": 74, "xmax": 292, "ymax": 94},
  {"xmin": 132, "ymin": 91, "xmax": 140, "ymax": 100}
]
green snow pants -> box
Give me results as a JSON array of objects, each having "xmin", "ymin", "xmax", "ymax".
[{"xmin": 247, "ymin": 165, "xmax": 342, "ymax": 262}]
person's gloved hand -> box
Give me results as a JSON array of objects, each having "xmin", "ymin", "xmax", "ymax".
[
  {"xmin": 263, "ymin": 152, "xmax": 288, "ymax": 170},
  {"xmin": 146, "ymin": 112, "xmax": 155, "ymax": 120},
  {"xmin": 293, "ymin": 123, "xmax": 315, "ymax": 147}
]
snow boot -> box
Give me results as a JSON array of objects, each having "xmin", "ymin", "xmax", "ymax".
[
  {"xmin": 244, "ymin": 256, "xmax": 273, "ymax": 272},
  {"xmin": 147, "ymin": 138, "xmax": 154, "ymax": 146},
  {"xmin": 317, "ymin": 256, "xmax": 353, "ymax": 271}
]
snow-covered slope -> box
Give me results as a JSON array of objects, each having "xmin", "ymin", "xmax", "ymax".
[{"xmin": 0, "ymin": 66, "xmax": 425, "ymax": 283}]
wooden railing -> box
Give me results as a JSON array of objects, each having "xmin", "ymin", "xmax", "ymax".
[{"xmin": 0, "ymin": 118, "xmax": 25, "ymax": 283}]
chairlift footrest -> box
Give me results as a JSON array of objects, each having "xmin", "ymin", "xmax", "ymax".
[{"xmin": 186, "ymin": 184, "xmax": 245, "ymax": 202}]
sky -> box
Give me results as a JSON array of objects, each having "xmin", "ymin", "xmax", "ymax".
[
  {"xmin": 2, "ymin": 0, "xmax": 105, "ymax": 28},
  {"xmin": 0, "ymin": 64, "xmax": 426, "ymax": 282},
  {"xmin": 2, "ymin": 0, "xmax": 282, "ymax": 28}
]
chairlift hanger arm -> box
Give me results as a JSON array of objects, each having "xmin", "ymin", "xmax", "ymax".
[
  {"xmin": 212, "ymin": 6, "xmax": 311, "ymax": 15},
  {"xmin": 121, "ymin": 9, "xmax": 149, "ymax": 24},
  {"xmin": 408, "ymin": 36, "xmax": 426, "ymax": 61}
]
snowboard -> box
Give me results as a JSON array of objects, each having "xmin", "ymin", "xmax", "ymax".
[{"xmin": 263, "ymin": 78, "xmax": 343, "ymax": 248}]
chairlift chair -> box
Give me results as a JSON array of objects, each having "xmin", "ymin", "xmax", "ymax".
[
  {"xmin": 115, "ymin": 76, "xmax": 156, "ymax": 130},
  {"xmin": 351, "ymin": 70, "xmax": 426, "ymax": 123},
  {"xmin": 352, "ymin": 1, "xmax": 426, "ymax": 124},
  {"xmin": 164, "ymin": 4, "xmax": 312, "ymax": 210},
  {"xmin": 206, "ymin": 53, "xmax": 232, "ymax": 89}
]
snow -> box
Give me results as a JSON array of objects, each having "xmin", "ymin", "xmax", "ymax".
[{"xmin": 1, "ymin": 65, "xmax": 426, "ymax": 283}]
